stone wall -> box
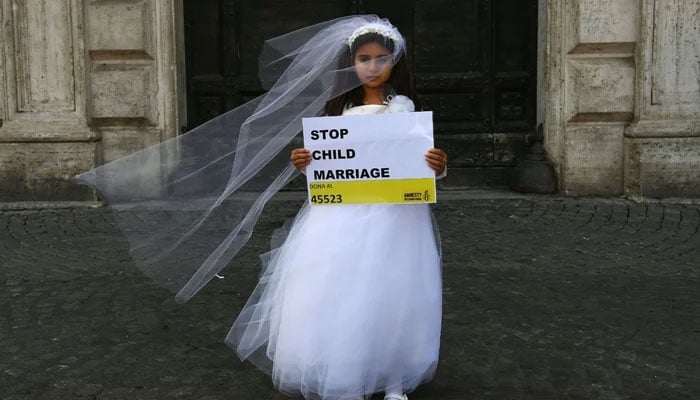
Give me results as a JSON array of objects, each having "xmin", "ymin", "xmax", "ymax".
[
  {"xmin": 543, "ymin": 0, "xmax": 700, "ymax": 198},
  {"xmin": 0, "ymin": 0, "xmax": 184, "ymax": 200},
  {"xmin": 0, "ymin": 0, "xmax": 698, "ymax": 199},
  {"xmin": 624, "ymin": 0, "xmax": 700, "ymax": 198}
]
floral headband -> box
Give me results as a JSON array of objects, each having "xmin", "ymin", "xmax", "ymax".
[{"xmin": 347, "ymin": 22, "xmax": 402, "ymax": 49}]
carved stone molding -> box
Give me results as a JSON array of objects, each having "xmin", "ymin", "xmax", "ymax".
[
  {"xmin": 0, "ymin": 0, "xmax": 88, "ymax": 138},
  {"xmin": 90, "ymin": 63, "xmax": 157, "ymax": 125},
  {"xmin": 86, "ymin": 0, "xmax": 155, "ymax": 58},
  {"xmin": 85, "ymin": 0, "xmax": 158, "ymax": 127},
  {"xmin": 83, "ymin": 0, "xmax": 184, "ymax": 164},
  {"xmin": 633, "ymin": 0, "xmax": 700, "ymax": 123},
  {"xmin": 650, "ymin": 0, "xmax": 700, "ymax": 107},
  {"xmin": 13, "ymin": 0, "xmax": 76, "ymax": 113},
  {"xmin": 544, "ymin": 0, "xmax": 640, "ymax": 196},
  {"xmin": 0, "ymin": 2, "xmax": 5, "ymax": 129},
  {"xmin": 566, "ymin": 57, "xmax": 635, "ymax": 122},
  {"xmin": 575, "ymin": 0, "xmax": 638, "ymax": 44}
]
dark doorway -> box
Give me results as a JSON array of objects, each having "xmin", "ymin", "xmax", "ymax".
[{"xmin": 184, "ymin": 0, "xmax": 538, "ymax": 187}]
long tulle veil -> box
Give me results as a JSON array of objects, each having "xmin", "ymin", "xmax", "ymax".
[{"xmin": 75, "ymin": 15, "xmax": 406, "ymax": 303}]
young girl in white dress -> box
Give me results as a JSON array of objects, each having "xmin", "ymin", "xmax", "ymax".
[
  {"xmin": 75, "ymin": 14, "xmax": 446, "ymax": 400},
  {"xmin": 227, "ymin": 19, "xmax": 448, "ymax": 400}
]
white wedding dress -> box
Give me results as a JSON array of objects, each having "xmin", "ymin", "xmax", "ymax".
[{"xmin": 227, "ymin": 104, "xmax": 442, "ymax": 400}]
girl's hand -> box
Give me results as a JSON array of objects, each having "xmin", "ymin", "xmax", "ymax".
[
  {"xmin": 425, "ymin": 148, "xmax": 447, "ymax": 175},
  {"xmin": 290, "ymin": 148, "xmax": 311, "ymax": 170}
]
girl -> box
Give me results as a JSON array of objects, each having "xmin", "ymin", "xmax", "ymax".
[
  {"xmin": 76, "ymin": 14, "xmax": 445, "ymax": 400},
  {"xmin": 228, "ymin": 19, "xmax": 447, "ymax": 400}
]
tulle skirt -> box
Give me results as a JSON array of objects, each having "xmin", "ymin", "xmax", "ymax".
[{"xmin": 226, "ymin": 202, "xmax": 442, "ymax": 399}]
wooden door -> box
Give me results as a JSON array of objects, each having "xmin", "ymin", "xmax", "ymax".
[{"xmin": 184, "ymin": 0, "xmax": 538, "ymax": 187}]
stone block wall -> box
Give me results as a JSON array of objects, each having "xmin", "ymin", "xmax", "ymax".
[
  {"xmin": 543, "ymin": 0, "xmax": 638, "ymax": 196},
  {"xmin": 544, "ymin": 0, "xmax": 700, "ymax": 198},
  {"xmin": 0, "ymin": 0, "xmax": 91, "ymax": 200},
  {"xmin": 0, "ymin": 0, "xmax": 697, "ymax": 200},
  {"xmin": 0, "ymin": 0, "xmax": 184, "ymax": 200},
  {"xmin": 624, "ymin": 0, "xmax": 700, "ymax": 198}
]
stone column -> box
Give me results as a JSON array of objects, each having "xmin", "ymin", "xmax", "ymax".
[
  {"xmin": 84, "ymin": 0, "xmax": 184, "ymax": 160},
  {"xmin": 0, "ymin": 0, "xmax": 185, "ymax": 200},
  {"xmin": 624, "ymin": 0, "xmax": 700, "ymax": 198},
  {"xmin": 0, "ymin": 0, "xmax": 94, "ymax": 199},
  {"xmin": 542, "ymin": 0, "xmax": 638, "ymax": 196}
]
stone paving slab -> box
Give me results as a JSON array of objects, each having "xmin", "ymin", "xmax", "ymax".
[{"xmin": 0, "ymin": 195, "xmax": 699, "ymax": 400}]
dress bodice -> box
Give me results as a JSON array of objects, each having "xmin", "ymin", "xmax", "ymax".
[{"xmin": 342, "ymin": 104, "xmax": 387, "ymax": 116}]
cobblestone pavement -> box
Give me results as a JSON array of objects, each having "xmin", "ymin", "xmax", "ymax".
[{"xmin": 1, "ymin": 194, "xmax": 698, "ymax": 400}]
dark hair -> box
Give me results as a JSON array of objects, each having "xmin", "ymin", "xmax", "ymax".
[{"xmin": 323, "ymin": 32, "xmax": 421, "ymax": 116}]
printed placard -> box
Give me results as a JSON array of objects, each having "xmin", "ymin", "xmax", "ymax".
[{"xmin": 302, "ymin": 111, "xmax": 436, "ymax": 205}]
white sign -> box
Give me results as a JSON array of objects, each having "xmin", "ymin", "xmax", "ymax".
[{"xmin": 302, "ymin": 111, "xmax": 436, "ymax": 205}]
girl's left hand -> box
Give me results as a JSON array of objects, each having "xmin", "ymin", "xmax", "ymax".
[{"xmin": 425, "ymin": 148, "xmax": 447, "ymax": 175}]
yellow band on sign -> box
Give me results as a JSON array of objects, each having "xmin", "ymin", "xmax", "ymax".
[{"xmin": 308, "ymin": 178, "xmax": 436, "ymax": 205}]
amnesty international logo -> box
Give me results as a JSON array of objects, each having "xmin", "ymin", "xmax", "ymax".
[
  {"xmin": 403, "ymin": 192, "xmax": 423, "ymax": 201},
  {"xmin": 403, "ymin": 189, "xmax": 432, "ymax": 202}
]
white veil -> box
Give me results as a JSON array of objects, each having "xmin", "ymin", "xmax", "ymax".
[{"xmin": 75, "ymin": 15, "xmax": 406, "ymax": 303}]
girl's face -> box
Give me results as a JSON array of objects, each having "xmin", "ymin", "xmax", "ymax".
[{"xmin": 353, "ymin": 41, "xmax": 393, "ymax": 89}]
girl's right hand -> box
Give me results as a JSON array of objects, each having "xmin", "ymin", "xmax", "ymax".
[{"xmin": 290, "ymin": 148, "xmax": 311, "ymax": 170}]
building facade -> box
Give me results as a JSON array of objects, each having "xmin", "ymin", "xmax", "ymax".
[
  {"xmin": 545, "ymin": 0, "xmax": 700, "ymax": 198},
  {"xmin": 0, "ymin": 0, "xmax": 698, "ymax": 200}
]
